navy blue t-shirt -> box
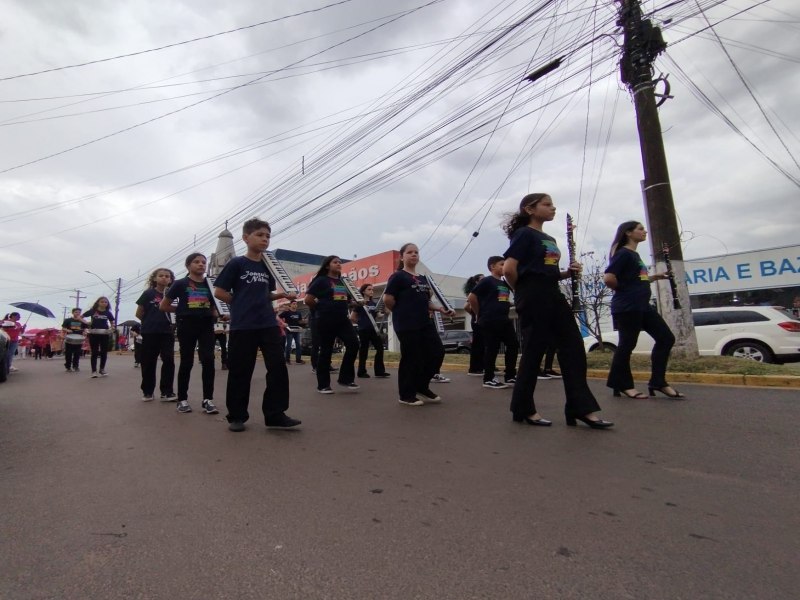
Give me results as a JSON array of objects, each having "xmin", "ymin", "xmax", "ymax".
[
  {"xmin": 385, "ymin": 270, "xmax": 431, "ymax": 332},
  {"xmin": 471, "ymin": 276, "xmax": 512, "ymax": 324},
  {"xmin": 278, "ymin": 310, "xmax": 304, "ymax": 329},
  {"xmin": 166, "ymin": 277, "xmax": 215, "ymax": 319},
  {"xmin": 213, "ymin": 256, "xmax": 277, "ymax": 331},
  {"xmin": 62, "ymin": 318, "xmax": 87, "ymax": 334},
  {"xmin": 307, "ymin": 276, "xmax": 350, "ymax": 321},
  {"xmin": 82, "ymin": 308, "xmax": 114, "ymax": 330},
  {"xmin": 503, "ymin": 227, "xmax": 562, "ymax": 284},
  {"xmin": 136, "ymin": 288, "xmax": 172, "ymax": 334},
  {"xmin": 354, "ymin": 300, "xmax": 379, "ymax": 331},
  {"xmin": 605, "ymin": 248, "xmax": 652, "ymax": 314}
]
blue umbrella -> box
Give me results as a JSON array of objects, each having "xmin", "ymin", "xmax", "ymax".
[{"xmin": 9, "ymin": 302, "xmax": 56, "ymax": 319}]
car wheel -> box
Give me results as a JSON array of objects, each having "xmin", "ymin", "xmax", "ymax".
[
  {"xmin": 590, "ymin": 342, "xmax": 616, "ymax": 352},
  {"xmin": 724, "ymin": 341, "xmax": 774, "ymax": 363}
]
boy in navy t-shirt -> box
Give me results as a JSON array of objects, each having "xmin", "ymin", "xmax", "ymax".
[{"xmin": 213, "ymin": 218, "xmax": 301, "ymax": 432}]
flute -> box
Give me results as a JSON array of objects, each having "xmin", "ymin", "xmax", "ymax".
[
  {"xmin": 662, "ymin": 242, "xmax": 681, "ymax": 309},
  {"xmin": 565, "ymin": 214, "xmax": 581, "ymax": 313}
]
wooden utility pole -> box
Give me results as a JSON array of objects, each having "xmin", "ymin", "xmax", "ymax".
[
  {"xmin": 70, "ymin": 289, "xmax": 86, "ymax": 309},
  {"xmin": 617, "ymin": 0, "xmax": 698, "ymax": 356}
]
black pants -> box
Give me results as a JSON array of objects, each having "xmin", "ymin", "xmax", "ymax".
[
  {"xmin": 468, "ymin": 322, "xmax": 485, "ymax": 373},
  {"xmin": 133, "ymin": 340, "xmax": 142, "ymax": 365},
  {"xmin": 357, "ymin": 328, "xmax": 386, "ymax": 376},
  {"xmin": 88, "ymin": 334, "xmax": 109, "ymax": 371},
  {"xmin": 285, "ymin": 331, "xmax": 302, "ymax": 362},
  {"xmin": 542, "ymin": 346, "xmax": 556, "ymax": 371},
  {"xmin": 510, "ymin": 286, "xmax": 600, "ymax": 419},
  {"xmin": 310, "ymin": 319, "xmax": 320, "ymax": 370},
  {"xmin": 140, "ymin": 332, "xmax": 175, "ymax": 396},
  {"xmin": 64, "ymin": 343, "xmax": 82, "ymax": 369},
  {"xmin": 176, "ymin": 317, "xmax": 215, "ymax": 401},
  {"xmin": 482, "ymin": 320, "xmax": 518, "ymax": 382},
  {"xmin": 316, "ymin": 318, "xmax": 358, "ymax": 389},
  {"xmin": 215, "ymin": 332, "xmax": 228, "ymax": 365},
  {"xmin": 607, "ymin": 308, "xmax": 675, "ymax": 391},
  {"xmin": 396, "ymin": 322, "xmax": 444, "ymax": 401},
  {"xmin": 225, "ymin": 327, "xmax": 289, "ymax": 424}
]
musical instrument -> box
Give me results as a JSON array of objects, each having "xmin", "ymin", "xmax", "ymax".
[
  {"xmin": 422, "ymin": 274, "xmax": 455, "ymax": 314},
  {"xmin": 565, "ymin": 214, "xmax": 581, "ymax": 313},
  {"xmin": 262, "ymin": 251, "xmax": 299, "ymax": 295},
  {"xmin": 286, "ymin": 326, "xmax": 303, "ymax": 333},
  {"xmin": 432, "ymin": 310, "xmax": 445, "ymax": 334},
  {"xmin": 88, "ymin": 329, "xmax": 112, "ymax": 335},
  {"xmin": 205, "ymin": 277, "xmax": 231, "ymax": 318},
  {"xmin": 662, "ymin": 242, "xmax": 681, "ymax": 309},
  {"xmin": 341, "ymin": 276, "xmax": 380, "ymax": 335},
  {"xmin": 65, "ymin": 334, "xmax": 84, "ymax": 345}
]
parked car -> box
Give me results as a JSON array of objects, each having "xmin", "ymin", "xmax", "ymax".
[
  {"xmin": 583, "ymin": 306, "xmax": 800, "ymax": 363},
  {"xmin": 441, "ymin": 330, "xmax": 472, "ymax": 354}
]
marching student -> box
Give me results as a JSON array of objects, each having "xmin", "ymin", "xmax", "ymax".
[
  {"xmin": 136, "ymin": 268, "xmax": 176, "ymax": 402},
  {"xmin": 83, "ymin": 297, "xmax": 115, "ymax": 378},
  {"xmin": 468, "ymin": 256, "xmax": 518, "ymax": 389},
  {"xmin": 278, "ymin": 300, "xmax": 306, "ymax": 365},
  {"xmin": 160, "ymin": 254, "xmax": 218, "ymax": 415},
  {"xmin": 604, "ymin": 220, "xmax": 682, "ymax": 399},
  {"xmin": 214, "ymin": 218, "xmax": 301, "ymax": 432},
  {"xmin": 502, "ymin": 193, "xmax": 613, "ymax": 429},
  {"xmin": 383, "ymin": 243, "xmax": 452, "ymax": 406},
  {"xmin": 61, "ymin": 308, "xmax": 87, "ymax": 372},
  {"xmin": 353, "ymin": 283, "xmax": 389, "ymax": 379},
  {"xmin": 304, "ymin": 256, "xmax": 360, "ymax": 394},
  {"xmin": 463, "ymin": 274, "xmax": 485, "ymax": 377}
]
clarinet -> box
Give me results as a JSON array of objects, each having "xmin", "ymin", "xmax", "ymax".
[
  {"xmin": 662, "ymin": 242, "xmax": 681, "ymax": 309},
  {"xmin": 565, "ymin": 214, "xmax": 581, "ymax": 313}
]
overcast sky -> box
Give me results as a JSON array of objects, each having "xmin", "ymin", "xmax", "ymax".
[{"xmin": 1, "ymin": 0, "xmax": 797, "ymax": 327}]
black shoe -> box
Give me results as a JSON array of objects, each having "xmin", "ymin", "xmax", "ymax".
[
  {"xmin": 295, "ymin": 359, "xmax": 305, "ymax": 365},
  {"xmin": 228, "ymin": 421, "xmax": 246, "ymax": 432},
  {"xmin": 544, "ymin": 369, "xmax": 562, "ymax": 379},
  {"xmin": 512, "ymin": 415, "xmax": 552, "ymax": 426},
  {"xmin": 357, "ymin": 373, "xmax": 371, "ymax": 378},
  {"xmin": 266, "ymin": 414, "xmax": 302, "ymax": 428},
  {"xmin": 329, "ymin": 366, "xmax": 338, "ymax": 373},
  {"xmin": 415, "ymin": 389, "xmax": 441, "ymax": 404},
  {"xmin": 374, "ymin": 373, "xmax": 390, "ymax": 378},
  {"xmin": 339, "ymin": 382, "xmax": 360, "ymax": 390},
  {"xmin": 649, "ymin": 386, "xmax": 686, "ymax": 399},
  {"xmin": 565, "ymin": 413, "xmax": 614, "ymax": 429}
]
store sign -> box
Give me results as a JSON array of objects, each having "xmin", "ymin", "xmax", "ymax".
[
  {"xmin": 292, "ymin": 251, "xmax": 400, "ymax": 295},
  {"xmin": 684, "ymin": 245, "xmax": 800, "ymax": 294}
]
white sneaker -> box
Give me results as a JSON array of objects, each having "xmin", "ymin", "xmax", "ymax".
[
  {"xmin": 482, "ymin": 379, "xmax": 509, "ymax": 389},
  {"xmin": 177, "ymin": 400, "xmax": 192, "ymax": 413},
  {"xmin": 142, "ymin": 394, "xmax": 154, "ymax": 402},
  {"xmin": 431, "ymin": 374, "xmax": 450, "ymax": 383},
  {"xmin": 9, "ymin": 366, "xmax": 18, "ymax": 372}
]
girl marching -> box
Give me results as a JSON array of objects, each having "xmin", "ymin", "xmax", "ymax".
[
  {"xmin": 83, "ymin": 298, "xmax": 115, "ymax": 378},
  {"xmin": 135, "ymin": 268, "xmax": 177, "ymax": 401}
]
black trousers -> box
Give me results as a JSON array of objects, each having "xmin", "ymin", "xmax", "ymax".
[
  {"xmin": 357, "ymin": 327, "xmax": 386, "ymax": 376},
  {"xmin": 225, "ymin": 327, "xmax": 289, "ymax": 424},
  {"xmin": 88, "ymin": 334, "xmax": 109, "ymax": 371},
  {"xmin": 468, "ymin": 322, "xmax": 485, "ymax": 373},
  {"xmin": 395, "ymin": 322, "xmax": 444, "ymax": 401},
  {"xmin": 607, "ymin": 308, "xmax": 675, "ymax": 390},
  {"xmin": 176, "ymin": 317, "xmax": 215, "ymax": 401},
  {"xmin": 310, "ymin": 319, "xmax": 320, "ymax": 370},
  {"xmin": 133, "ymin": 340, "xmax": 142, "ymax": 365},
  {"xmin": 542, "ymin": 346, "xmax": 556, "ymax": 371},
  {"xmin": 140, "ymin": 332, "xmax": 175, "ymax": 396},
  {"xmin": 510, "ymin": 285, "xmax": 601, "ymax": 419},
  {"xmin": 316, "ymin": 318, "xmax": 358, "ymax": 389},
  {"xmin": 215, "ymin": 332, "xmax": 228, "ymax": 365},
  {"xmin": 64, "ymin": 343, "xmax": 82, "ymax": 369},
  {"xmin": 482, "ymin": 319, "xmax": 518, "ymax": 382}
]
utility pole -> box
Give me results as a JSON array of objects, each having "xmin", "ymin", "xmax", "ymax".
[
  {"xmin": 617, "ymin": 0, "xmax": 698, "ymax": 357},
  {"xmin": 70, "ymin": 289, "xmax": 86, "ymax": 309}
]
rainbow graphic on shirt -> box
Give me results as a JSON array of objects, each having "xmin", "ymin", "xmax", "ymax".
[
  {"xmin": 542, "ymin": 240, "xmax": 561, "ymax": 266},
  {"xmin": 333, "ymin": 282, "xmax": 348, "ymax": 302},
  {"xmin": 187, "ymin": 286, "xmax": 211, "ymax": 309},
  {"xmin": 497, "ymin": 283, "xmax": 510, "ymax": 302},
  {"xmin": 638, "ymin": 259, "xmax": 650, "ymax": 281}
]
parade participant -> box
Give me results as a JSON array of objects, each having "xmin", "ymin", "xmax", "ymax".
[
  {"xmin": 83, "ymin": 297, "xmax": 115, "ymax": 378},
  {"xmin": 3, "ymin": 312, "xmax": 24, "ymax": 373},
  {"xmin": 353, "ymin": 283, "xmax": 388, "ymax": 379},
  {"xmin": 130, "ymin": 323, "xmax": 142, "ymax": 368},
  {"xmin": 538, "ymin": 345, "xmax": 562, "ymax": 379},
  {"xmin": 502, "ymin": 193, "xmax": 613, "ymax": 429},
  {"xmin": 214, "ymin": 319, "xmax": 229, "ymax": 370},
  {"xmin": 278, "ymin": 301, "xmax": 306, "ymax": 365},
  {"xmin": 468, "ymin": 256, "xmax": 518, "ymax": 389},
  {"xmin": 304, "ymin": 256, "xmax": 360, "ymax": 394},
  {"xmin": 214, "ymin": 218, "xmax": 301, "ymax": 431},
  {"xmin": 463, "ymin": 274, "xmax": 485, "ymax": 376},
  {"xmin": 61, "ymin": 308, "xmax": 87, "ymax": 372},
  {"xmin": 136, "ymin": 268, "xmax": 176, "ymax": 402},
  {"xmin": 604, "ymin": 221, "xmax": 682, "ymax": 399},
  {"xmin": 383, "ymin": 243, "xmax": 451, "ymax": 406},
  {"xmin": 160, "ymin": 254, "xmax": 218, "ymax": 414}
]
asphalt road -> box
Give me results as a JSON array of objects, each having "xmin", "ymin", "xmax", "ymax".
[{"xmin": 1, "ymin": 354, "xmax": 798, "ymax": 599}]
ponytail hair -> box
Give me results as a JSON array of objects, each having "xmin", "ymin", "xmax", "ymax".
[
  {"xmin": 609, "ymin": 221, "xmax": 641, "ymax": 259},
  {"xmin": 397, "ymin": 243, "xmax": 417, "ymax": 270},
  {"xmin": 502, "ymin": 193, "xmax": 549, "ymax": 239},
  {"xmin": 462, "ymin": 274, "xmax": 483, "ymax": 295}
]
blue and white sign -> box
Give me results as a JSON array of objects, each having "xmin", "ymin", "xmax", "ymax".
[{"xmin": 684, "ymin": 245, "xmax": 800, "ymax": 294}]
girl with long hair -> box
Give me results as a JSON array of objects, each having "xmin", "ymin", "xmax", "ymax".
[
  {"xmin": 304, "ymin": 255, "xmax": 360, "ymax": 394},
  {"xmin": 502, "ymin": 193, "xmax": 613, "ymax": 429},
  {"xmin": 383, "ymin": 243, "xmax": 452, "ymax": 406},
  {"xmin": 353, "ymin": 283, "xmax": 389, "ymax": 379},
  {"xmin": 160, "ymin": 253, "xmax": 219, "ymax": 414},
  {"xmin": 604, "ymin": 221, "xmax": 682, "ymax": 398},
  {"xmin": 135, "ymin": 267, "xmax": 176, "ymax": 401},
  {"xmin": 83, "ymin": 297, "xmax": 115, "ymax": 377},
  {"xmin": 2, "ymin": 312, "xmax": 24, "ymax": 373}
]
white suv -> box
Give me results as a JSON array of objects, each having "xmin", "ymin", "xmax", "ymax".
[{"xmin": 583, "ymin": 306, "xmax": 800, "ymax": 364}]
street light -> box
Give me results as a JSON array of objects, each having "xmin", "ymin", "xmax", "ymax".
[{"xmin": 85, "ymin": 270, "xmax": 122, "ymax": 349}]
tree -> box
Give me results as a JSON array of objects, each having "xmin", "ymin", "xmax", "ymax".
[{"xmin": 559, "ymin": 253, "xmax": 613, "ymax": 345}]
